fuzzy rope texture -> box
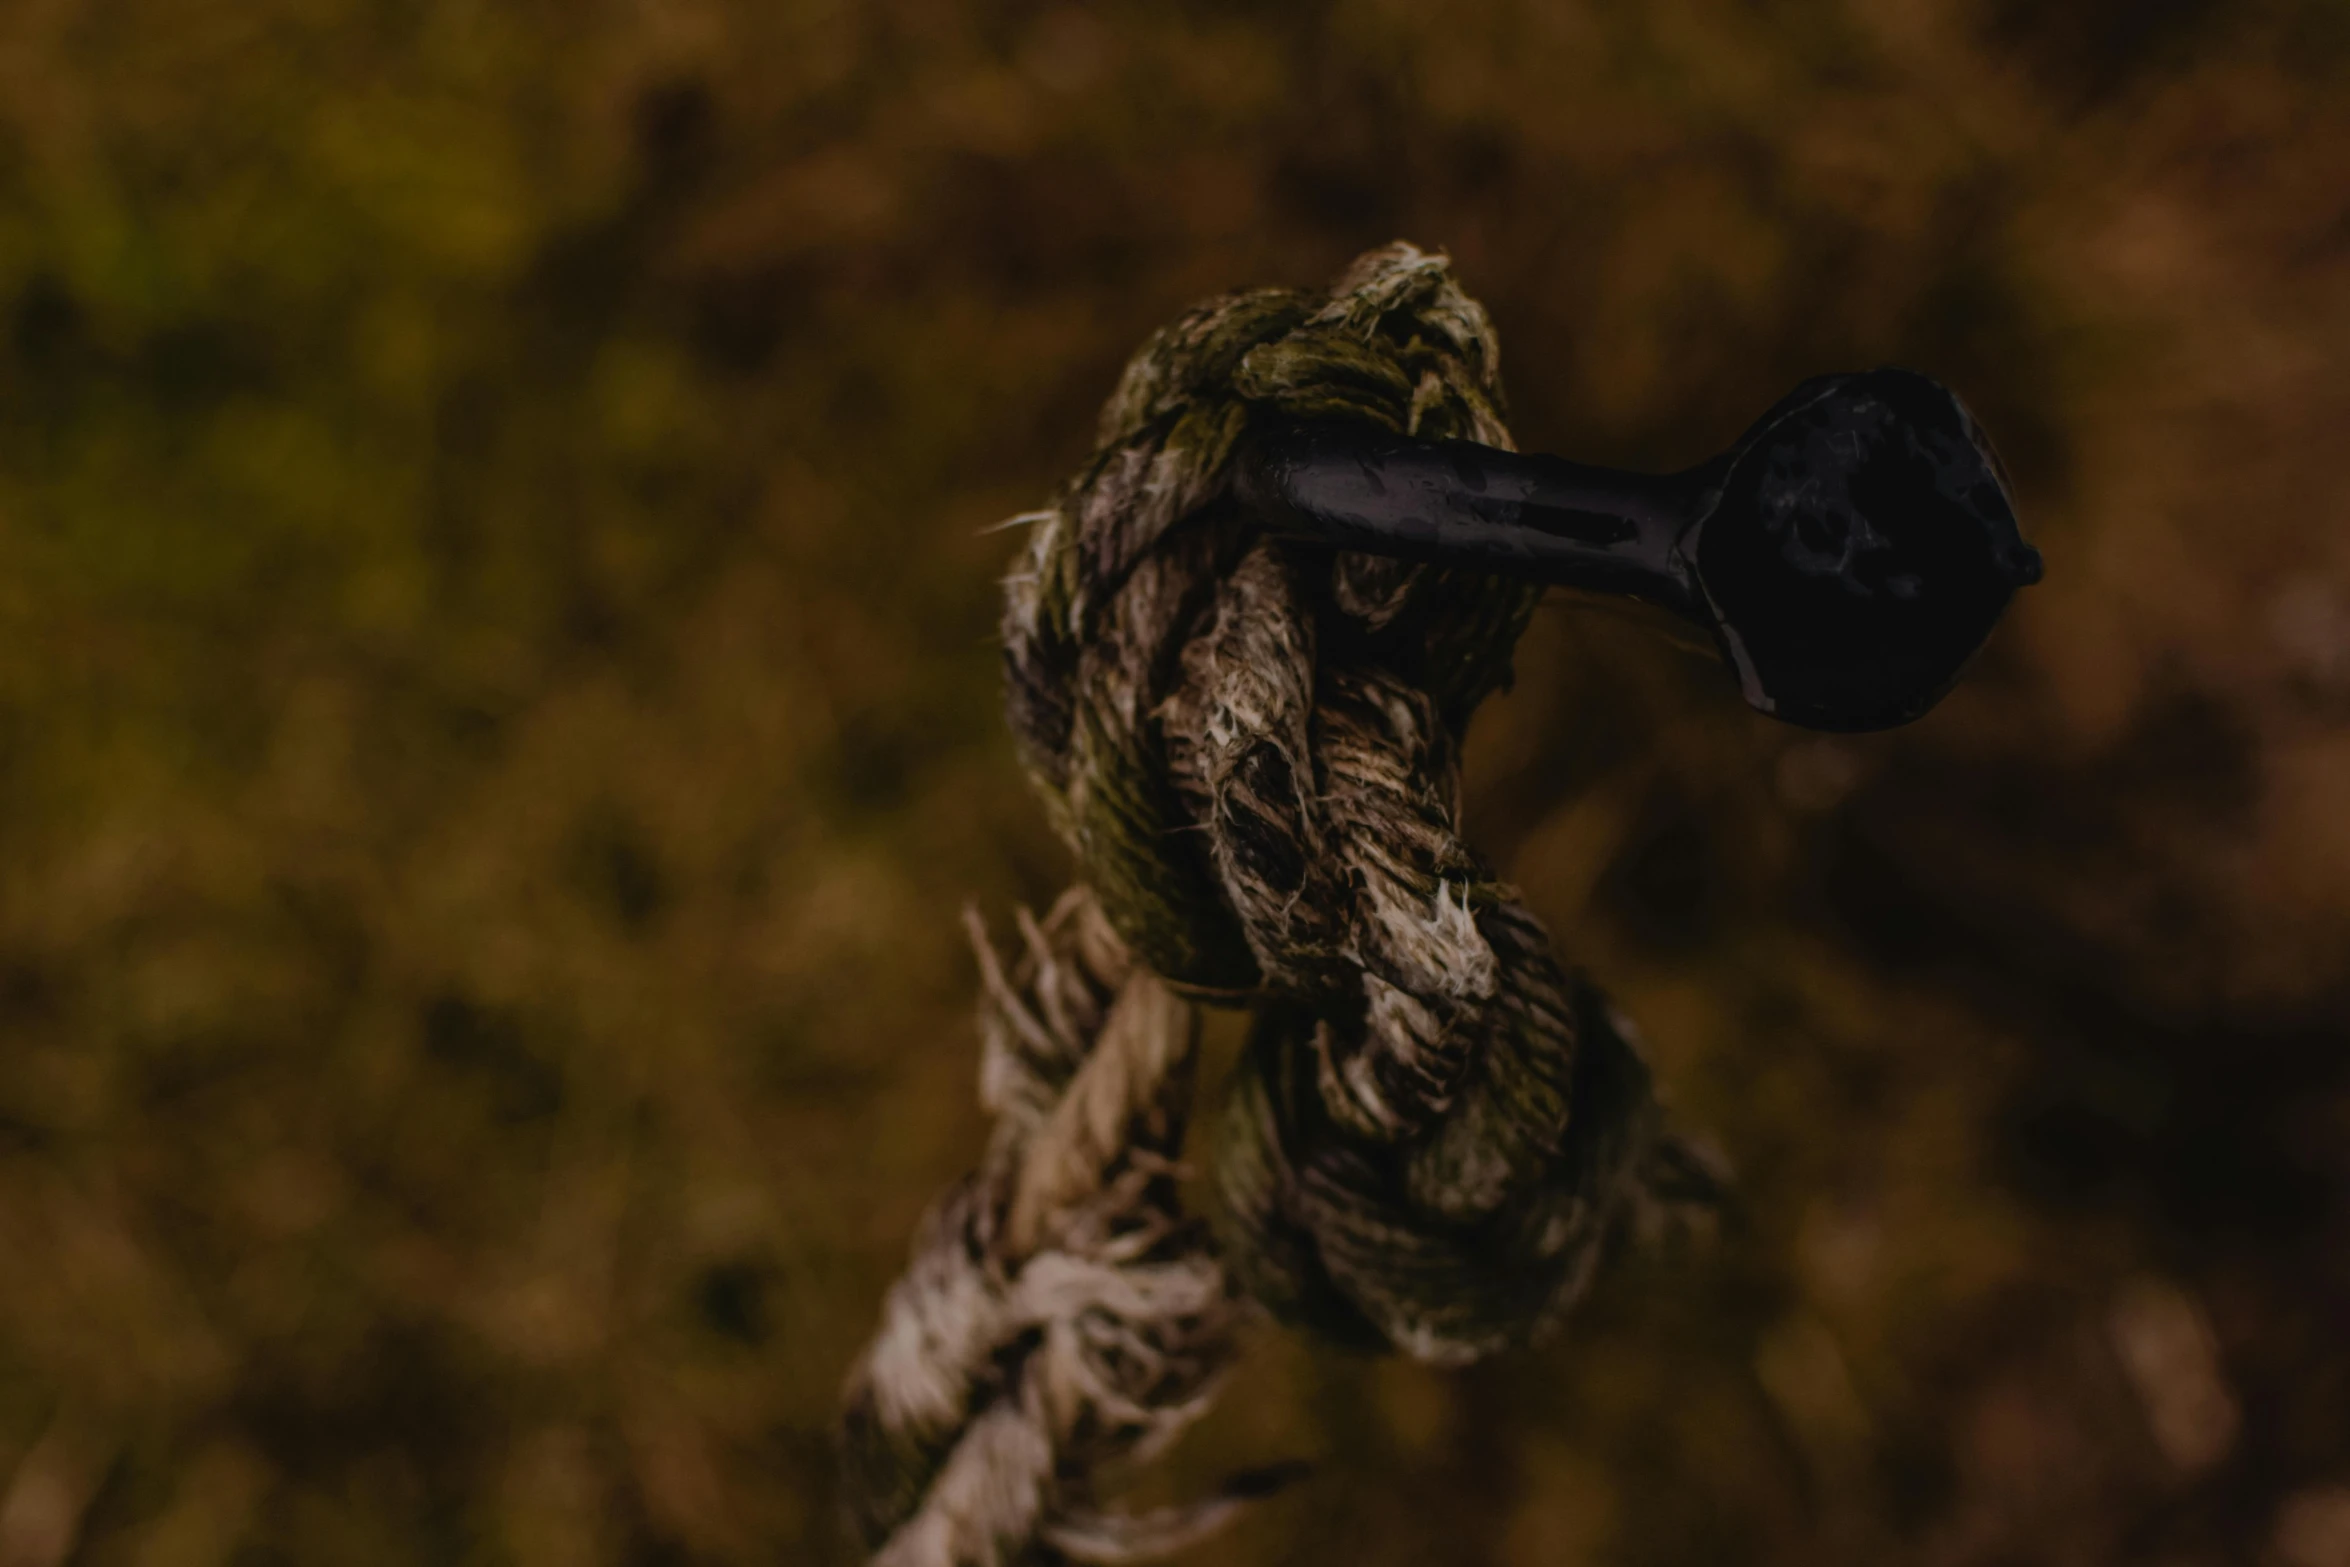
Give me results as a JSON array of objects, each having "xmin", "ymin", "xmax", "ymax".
[
  {"xmin": 841, "ymin": 244, "xmax": 1720, "ymax": 1566},
  {"xmin": 839, "ymin": 890, "xmax": 1276, "ymax": 1566}
]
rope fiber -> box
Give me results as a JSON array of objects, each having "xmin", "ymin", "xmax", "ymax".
[{"xmin": 841, "ymin": 243, "xmax": 1724, "ymax": 1566}]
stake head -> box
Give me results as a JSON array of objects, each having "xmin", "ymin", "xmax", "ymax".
[{"xmin": 1689, "ymin": 368, "xmax": 2043, "ymax": 732}]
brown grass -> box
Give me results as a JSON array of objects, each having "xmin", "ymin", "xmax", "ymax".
[{"xmin": 1, "ymin": 1, "xmax": 2347, "ymax": 1562}]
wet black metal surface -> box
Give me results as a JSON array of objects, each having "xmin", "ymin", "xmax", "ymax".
[{"xmin": 1239, "ymin": 368, "xmax": 2044, "ymax": 731}]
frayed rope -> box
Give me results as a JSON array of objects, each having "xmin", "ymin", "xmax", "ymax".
[{"xmin": 841, "ymin": 245, "xmax": 1726, "ymax": 1566}]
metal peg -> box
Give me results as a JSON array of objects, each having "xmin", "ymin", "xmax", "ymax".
[{"xmin": 1236, "ymin": 367, "xmax": 2043, "ymax": 731}]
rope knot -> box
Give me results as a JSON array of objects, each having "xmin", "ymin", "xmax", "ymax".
[
  {"xmin": 844, "ymin": 243, "xmax": 1724, "ymax": 1567},
  {"xmin": 1001, "ymin": 242, "xmax": 1720, "ymax": 1363}
]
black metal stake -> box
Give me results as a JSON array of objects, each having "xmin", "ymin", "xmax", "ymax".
[{"xmin": 1236, "ymin": 367, "xmax": 2044, "ymax": 732}]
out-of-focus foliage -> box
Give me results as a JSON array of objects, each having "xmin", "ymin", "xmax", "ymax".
[{"xmin": 1, "ymin": 1, "xmax": 2346, "ymax": 1563}]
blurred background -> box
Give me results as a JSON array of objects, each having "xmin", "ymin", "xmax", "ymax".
[{"xmin": 2, "ymin": 1, "xmax": 2348, "ymax": 1563}]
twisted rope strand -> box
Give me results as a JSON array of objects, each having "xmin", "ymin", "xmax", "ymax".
[{"xmin": 840, "ymin": 890, "xmax": 1252, "ymax": 1567}]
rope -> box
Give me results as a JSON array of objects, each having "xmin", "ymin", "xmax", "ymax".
[
  {"xmin": 841, "ymin": 244, "xmax": 1723, "ymax": 1564},
  {"xmin": 839, "ymin": 889, "xmax": 1283, "ymax": 1566}
]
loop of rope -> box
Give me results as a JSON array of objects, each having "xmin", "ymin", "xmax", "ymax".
[
  {"xmin": 1003, "ymin": 243, "xmax": 1720, "ymax": 1361},
  {"xmin": 843, "ymin": 244, "xmax": 1722, "ymax": 1564}
]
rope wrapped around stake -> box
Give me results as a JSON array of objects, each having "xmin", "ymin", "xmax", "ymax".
[{"xmin": 841, "ymin": 243, "xmax": 1723, "ymax": 1564}]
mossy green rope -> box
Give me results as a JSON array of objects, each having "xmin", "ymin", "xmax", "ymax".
[{"xmin": 1001, "ymin": 243, "xmax": 1718, "ymax": 1363}]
